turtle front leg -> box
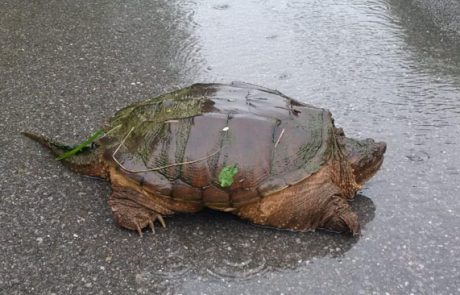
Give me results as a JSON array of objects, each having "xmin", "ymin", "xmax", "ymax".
[
  {"xmin": 317, "ymin": 195, "xmax": 360, "ymax": 236},
  {"xmin": 108, "ymin": 187, "xmax": 167, "ymax": 236},
  {"xmin": 237, "ymin": 180, "xmax": 360, "ymax": 236}
]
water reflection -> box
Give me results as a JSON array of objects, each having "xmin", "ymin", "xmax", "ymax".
[{"xmin": 131, "ymin": 194, "xmax": 374, "ymax": 290}]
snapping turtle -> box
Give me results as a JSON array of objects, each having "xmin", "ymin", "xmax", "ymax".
[{"xmin": 24, "ymin": 82, "xmax": 386, "ymax": 236}]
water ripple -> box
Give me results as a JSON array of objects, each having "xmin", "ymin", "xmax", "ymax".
[
  {"xmin": 206, "ymin": 257, "xmax": 269, "ymax": 280},
  {"xmin": 171, "ymin": 1, "xmax": 206, "ymax": 79},
  {"xmin": 151, "ymin": 252, "xmax": 192, "ymax": 279}
]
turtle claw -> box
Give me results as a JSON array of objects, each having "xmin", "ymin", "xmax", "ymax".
[
  {"xmin": 149, "ymin": 220, "xmax": 155, "ymax": 234},
  {"xmin": 157, "ymin": 215, "xmax": 166, "ymax": 228},
  {"xmin": 136, "ymin": 223, "xmax": 143, "ymax": 237},
  {"xmin": 134, "ymin": 216, "xmax": 164, "ymax": 236},
  {"xmin": 146, "ymin": 214, "xmax": 165, "ymax": 235}
]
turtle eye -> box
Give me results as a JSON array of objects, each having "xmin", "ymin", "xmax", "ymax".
[{"xmin": 335, "ymin": 128, "xmax": 345, "ymax": 136}]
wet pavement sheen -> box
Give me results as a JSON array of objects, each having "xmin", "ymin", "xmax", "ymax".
[{"xmin": 1, "ymin": 0, "xmax": 459, "ymax": 294}]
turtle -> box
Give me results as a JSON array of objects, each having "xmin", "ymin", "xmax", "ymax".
[{"xmin": 23, "ymin": 82, "xmax": 386, "ymax": 236}]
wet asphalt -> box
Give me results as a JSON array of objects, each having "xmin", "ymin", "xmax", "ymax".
[
  {"xmin": 413, "ymin": 0, "xmax": 460, "ymax": 36},
  {"xmin": 1, "ymin": 0, "xmax": 460, "ymax": 294}
]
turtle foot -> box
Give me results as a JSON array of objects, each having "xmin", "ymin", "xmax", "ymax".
[
  {"xmin": 108, "ymin": 188, "xmax": 166, "ymax": 237},
  {"xmin": 320, "ymin": 196, "xmax": 360, "ymax": 236}
]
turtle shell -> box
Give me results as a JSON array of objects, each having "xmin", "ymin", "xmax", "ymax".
[{"xmin": 101, "ymin": 82, "xmax": 340, "ymax": 210}]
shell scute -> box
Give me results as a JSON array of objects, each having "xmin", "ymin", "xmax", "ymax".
[
  {"xmin": 172, "ymin": 179, "xmax": 202, "ymax": 202},
  {"xmin": 231, "ymin": 189, "xmax": 260, "ymax": 206},
  {"xmin": 219, "ymin": 114, "xmax": 275, "ymax": 191},
  {"xmin": 203, "ymin": 186, "xmax": 230, "ymax": 207},
  {"xmin": 180, "ymin": 113, "xmax": 227, "ymax": 187}
]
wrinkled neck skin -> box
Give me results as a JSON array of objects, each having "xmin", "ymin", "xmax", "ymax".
[{"xmin": 335, "ymin": 128, "xmax": 386, "ymax": 185}]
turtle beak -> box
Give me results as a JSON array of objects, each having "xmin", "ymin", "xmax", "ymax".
[{"xmin": 376, "ymin": 141, "xmax": 387, "ymax": 155}]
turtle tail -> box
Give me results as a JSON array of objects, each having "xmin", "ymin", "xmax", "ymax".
[{"xmin": 22, "ymin": 131, "xmax": 107, "ymax": 178}]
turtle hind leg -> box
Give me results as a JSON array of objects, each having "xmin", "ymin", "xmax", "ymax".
[{"xmin": 108, "ymin": 187, "xmax": 168, "ymax": 237}]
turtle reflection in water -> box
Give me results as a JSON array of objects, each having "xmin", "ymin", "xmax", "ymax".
[{"xmin": 24, "ymin": 82, "xmax": 386, "ymax": 236}]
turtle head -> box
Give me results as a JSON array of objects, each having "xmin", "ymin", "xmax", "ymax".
[{"xmin": 336, "ymin": 129, "xmax": 386, "ymax": 185}]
